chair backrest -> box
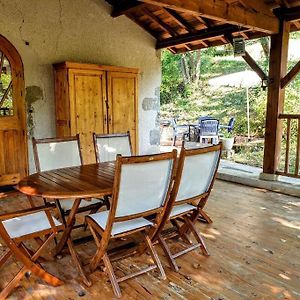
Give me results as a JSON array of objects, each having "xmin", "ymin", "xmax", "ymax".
[
  {"xmin": 228, "ymin": 117, "xmax": 235, "ymax": 133},
  {"xmin": 93, "ymin": 132, "xmax": 132, "ymax": 163},
  {"xmin": 174, "ymin": 144, "xmax": 221, "ymax": 203},
  {"xmin": 32, "ymin": 136, "xmax": 82, "ymax": 172},
  {"xmin": 109, "ymin": 151, "xmax": 177, "ymax": 223},
  {"xmin": 198, "ymin": 115, "xmax": 213, "ymax": 123},
  {"xmin": 199, "ymin": 118, "xmax": 219, "ymax": 136}
]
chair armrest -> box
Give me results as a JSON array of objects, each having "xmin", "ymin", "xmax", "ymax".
[{"xmin": 0, "ymin": 204, "xmax": 57, "ymax": 221}]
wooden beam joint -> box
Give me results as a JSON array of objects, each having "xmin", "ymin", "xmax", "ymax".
[
  {"xmin": 281, "ymin": 59, "xmax": 300, "ymax": 88},
  {"xmin": 274, "ymin": 6, "xmax": 300, "ymax": 21}
]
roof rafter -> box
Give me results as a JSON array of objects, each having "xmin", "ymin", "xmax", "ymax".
[
  {"xmin": 138, "ymin": 0, "xmax": 279, "ymax": 34},
  {"xmin": 156, "ymin": 24, "xmax": 240, "ymax": 49},
  {"xmin": 142, "ymin": 7, "xmax": 178, "ymax": 36},
  {"xmin": 163, "ymin": 8, "xmax": 196, "ymax": 33}
]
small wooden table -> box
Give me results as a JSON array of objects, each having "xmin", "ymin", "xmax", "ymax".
[{"xmin": 17, "ymin": 162, "xmax": 115, "ymax": 286}]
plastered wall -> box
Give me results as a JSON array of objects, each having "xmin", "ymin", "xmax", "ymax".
[{"xmin": 0, "ymin": 0, "xmax": 161, "ymax": 172}]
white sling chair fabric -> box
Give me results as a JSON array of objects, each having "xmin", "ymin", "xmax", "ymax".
[
  {"xmin": 95, "ymin": 135, "xmax": 132, "ymax": 162},
  {"xmin": 35, "ymin": 140, "xmax": 81, "ymax": 171},
  {"xmin": 89, "ymin": 157, "xmax": 174, "ymax": 236},
  {"xmin": 171, "ymin": 149, "xmax": 220, "ymax": 217},
  {"xmin": 34, "ymin": 139, "xmax": 101, "ymax": 211},
  {"xmin": 3, "ymin": 211, "xmax": 62, "ymax": 239}
]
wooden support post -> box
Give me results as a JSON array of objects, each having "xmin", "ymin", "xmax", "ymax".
[{"xmin": 262, "ymin": 20, "xmax": 290, "ymax": 175}]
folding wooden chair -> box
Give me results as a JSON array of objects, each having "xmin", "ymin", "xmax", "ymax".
[
  {"xmin": 156, "ymin": 143, "xmax": 222, "ymax": 272},
  {"xmin": 32, "ymin": 136, "xmax": 108, "ymax": 226},
  {"xmin": 0, "ymin": 204, "xmax": 64, "ymax": 299},
  {"xmin": 86, "ymin": 151, "xmax": 177, "ymax": 298},
  {"xmin": 93, "ymin": 132, "xmax": 133, "ymax": 162}
]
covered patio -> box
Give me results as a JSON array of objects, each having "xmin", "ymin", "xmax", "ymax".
[
  {"xmin": 1, "ymin": 181, "xmax": 299, "ymax": 299},
  {"xmin": 0, "ymin": 0, "xmax": 300, "ymax": 299}
]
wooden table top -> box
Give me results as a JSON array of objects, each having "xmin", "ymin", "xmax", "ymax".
[{"xmin": 17, "ymin": 162, "xmax": 115, "ymax": 199}]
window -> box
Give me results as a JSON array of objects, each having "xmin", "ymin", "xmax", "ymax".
[{"xmin": 0, "ymin": 53, "xmax": 13, "ymax": 116}]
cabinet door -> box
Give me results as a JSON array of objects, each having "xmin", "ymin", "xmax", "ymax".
[
  {"xmin": 69, "ymin": 69, "xmax": 107, "ymax": 163},
  {"xmin": 107, "ymin": 72, "xmax": 138, "ymax": 154}
]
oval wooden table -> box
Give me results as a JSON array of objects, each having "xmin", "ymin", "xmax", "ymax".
[{"xmin": 17, "ymin": 162, "xmax": 116, "ymax": 286}]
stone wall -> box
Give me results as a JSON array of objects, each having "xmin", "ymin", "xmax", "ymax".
[{"xmin": 0, "ymin": 0, "xmax": 161, "ymax": 172}]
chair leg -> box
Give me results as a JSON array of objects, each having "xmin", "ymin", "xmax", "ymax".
[
  {"xmin": 157, "ymin": 234, "xmax": 179, "ymax": 272},
  {"xmin": 143, "ymin": 233, "xmax": 166, "ymax": 280},
  {"xmin": 89, "ymin": 228, "xmax": 107, "ymax": 273},
  {"xmin": 198, "ymin": 209, "xmax": 213, "ymax": 224},
  {"xmin": 183, "ymin": 216, "xmax": 209, "ymax": 256},
  {"xmin": 29, "ymin": 233, "xmax": 64, "ymax": 286},
  {"xmin": 0, "ymin": 249, "xmax": 12, "ymax": 269},
  {"xmin": 0, "ymin": 266, "xmax": 28, "ymax": 299},
  {"xmin": 0, "ymin": 233, "xmax": 64, "ymax": 299},
  {"xmin": 171, "ymin": 219, "xmax": 192, "ymax": 245},
  {"xmin": 173, "ymin": 135, "xmax": 177, "ymax": 146},
  {"xmin": 102, "ymin": 253, "xmax": 122, "ymax": 298}
]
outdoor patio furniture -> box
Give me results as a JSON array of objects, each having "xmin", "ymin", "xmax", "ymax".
[
  {"xmin": 170, "ymin": 117, "xmax": 189, "ymax": 146},
  {"xmin": 86, "ymin": 151, "xmax": 177, "ymax": 298},
  {"xmin": 155, "ymin": 144, "xmax": 222, "ymax": 272},
  {"xmin": 32, "ymin": 136, "xmax": 108, "ymax": 222},
  {"xmin": 93, "ymin": 132, "xmax": 132, "ymax": 162},
  {"xmin": 0, "ymin": 203, "xmax": 64, "ymax": 299},
  {"xmin": 17, "ymin": 161, "xmax": 116, "ymax": 286},
  {"xmin": 219, "ymin": 117, "xmax": 235, "ymax": 133},
  {"xmin": 197, "ymin": 117, "xmax": 220, "ymax": 144}
]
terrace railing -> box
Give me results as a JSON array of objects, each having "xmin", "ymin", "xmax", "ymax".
[{"xmin": 277, "ymin": 114, "xmax": 300, "ymax": 178}]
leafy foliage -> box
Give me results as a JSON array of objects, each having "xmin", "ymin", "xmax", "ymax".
[{"xmin": 160, "ymin": 37, "xmax": 300, "ymax": 168}]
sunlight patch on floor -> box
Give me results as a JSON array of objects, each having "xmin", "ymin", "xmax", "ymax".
[{"xmin": 272, "ymin": 217, "xmax": 300, "ymax": 230}]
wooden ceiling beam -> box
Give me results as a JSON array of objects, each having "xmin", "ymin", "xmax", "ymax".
[
  {"xmin": 142, "ymin": 7, "xmax": 178, "ymax": 36},
  {"xmin": 127, "ymin": 12, "xmax": 161, "ymax": 39},
  {"xmin": 163, "ymin": 8, "xmax": 196, "ymax": 33},
  {"xmin": 275, "ymin": 6, "xmax": 300, "ymax": 21},
  {"xmin": 138, "ymin": 0, "xmax": 279, "ymax": 34},
  {"xmin": 238, "ymin": 0, "xmax": 274, "ymax": 17},
  {"xmin": 156, "ymin": 24, "xmax": 240, "ymax": 49}
]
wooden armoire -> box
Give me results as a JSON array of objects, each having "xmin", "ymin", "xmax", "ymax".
[{"xmin": 53, "ymin": 62, "xmax": 138, "ymax": 164}]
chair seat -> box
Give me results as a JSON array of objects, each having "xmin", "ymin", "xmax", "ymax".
[
  {"xmin": 170, "ymin": 203, "xmax": 196, "ymax": 218},
  {"xmin": 60, "ymin": 198, "xmax": 103, "ymax": 211},
  {"xmin": 89, "ymin": 210, "xmax": 153, "ymax": 236},
  {"xmin": 3, "ymin": 211, "xmax": 62, "ymax": 239}
]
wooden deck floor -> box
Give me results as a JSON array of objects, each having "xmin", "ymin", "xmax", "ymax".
[{"xmin": 0, "ymin": 180, "xmax": 299, "ymax": 299}]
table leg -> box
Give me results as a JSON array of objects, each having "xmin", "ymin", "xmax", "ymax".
[
  {"xmin": 54, "ymin": 198, "xmax": 81, "ymax": 255},
  {"xmin": 67, "ymin": 238, "xmax": 91, "ymax": 287},
  {"xmin": 54, "ymin": 198, "xmax": 91, "ymax": 286}
]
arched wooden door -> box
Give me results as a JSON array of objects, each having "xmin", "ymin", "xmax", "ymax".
[{"xmin": 0, "ymin": 35, "xmax": 27, "ymax": 186}]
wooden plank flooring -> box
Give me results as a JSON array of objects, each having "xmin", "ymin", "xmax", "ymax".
[{"xmin": 0, "ymin": 180, "xmax": 299, "ymax": 299}]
